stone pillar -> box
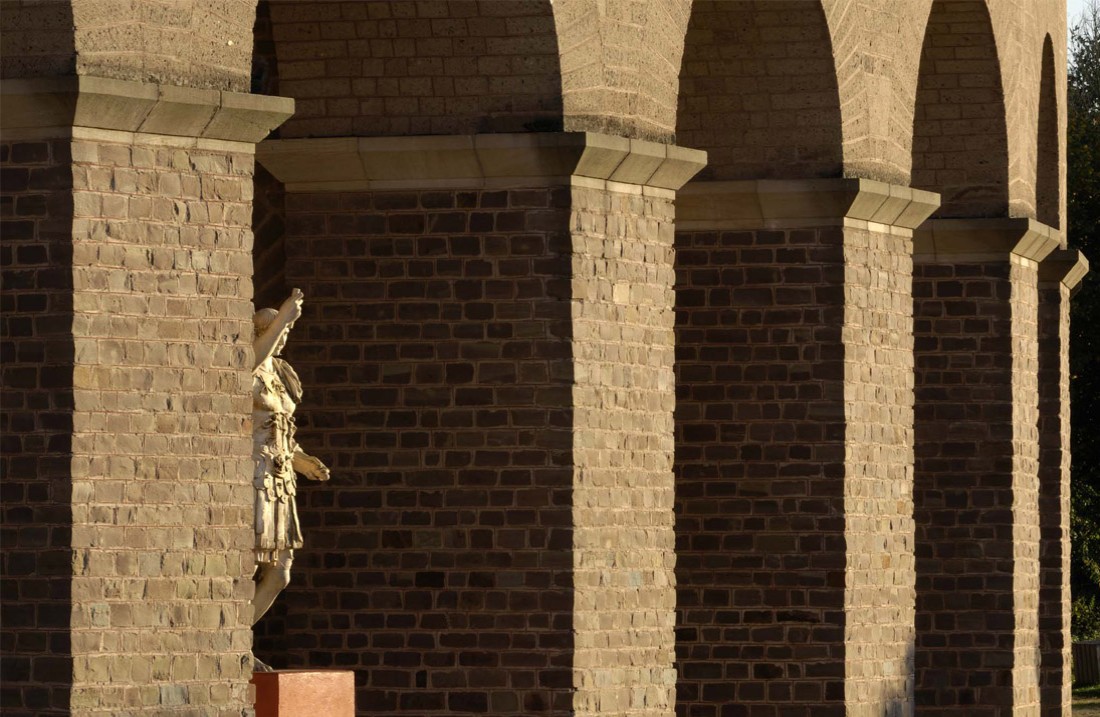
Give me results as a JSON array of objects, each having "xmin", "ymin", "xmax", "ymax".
[
  {"xmin": 912, "ymin": 219, "xmax": 1061, "ymax": 716},
  {"xmin": 0, "ymin": 77, "xmax": 291, "ymax": 716},
  {"xmin": 256, "ymin": 133, "xmax": 705, "ymax": 717},
  {"xmin": 673, "ymin": 179, "xmax": 939, "ymax": 717},
  {"xmin": 1037, "ymin": 250, "xmax": 1088, "ymax": 717}
]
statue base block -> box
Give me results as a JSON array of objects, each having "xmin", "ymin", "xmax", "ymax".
[{"xmin": 251, "ymin": 670, "xmax": 355, "ymax": 717}]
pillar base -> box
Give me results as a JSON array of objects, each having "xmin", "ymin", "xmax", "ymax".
[{"xmin": 252, "ymin": 670, "xmax": 355, "ymax": 717}]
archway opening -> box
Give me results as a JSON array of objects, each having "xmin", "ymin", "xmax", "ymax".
[
  {"xmin": 676, "ymin": 0, "xmax": 842, "ymax": 180},
  {"xmin": 1036, "ymin": 35, "xmax": 1060, "ymax": 228},
  {"xmin": 911, "ymin": 0, "xmax": 1010, "ymax": 217}
]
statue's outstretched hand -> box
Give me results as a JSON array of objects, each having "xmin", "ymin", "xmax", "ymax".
[
  {"xmin": 297, "ymin": 453, "xmax": 331, "ymax": 482},
  {"xmin": 280, "ymin": 288, "xmax": 305, "ymax": 324}
]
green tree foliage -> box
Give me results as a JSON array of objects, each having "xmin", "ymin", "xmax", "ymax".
[{"xmin": 1069, "ymin": 0, "xmax": 1100, "ymax": 641}]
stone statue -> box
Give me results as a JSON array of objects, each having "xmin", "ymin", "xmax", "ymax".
[{"xmin": 250, "ymin": 288, "xmax": 330, "ymax": 638}]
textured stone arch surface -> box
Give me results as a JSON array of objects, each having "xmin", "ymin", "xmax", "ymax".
[
  {"xmin": 265, "ymin": 0, "xmax": 562, "ymax": 138},
  {"xmin": 677, "ymin": 0, "xmax": 843, "ymax": 180},
  {"xmin": 823, "ymin": 0, "xmax": 933, "ymax": 185},
  {"xmin": 986, "ymin": 0, "xmax": 1065, "ymax": 220},
  {"xmin": 1, "ymin": 0, "xmax": 257, "ymax": 90},
  {"xmin": 82, "ymin": 0, "xmax": 257, "ymax": 90},
  {"xmin": 554, "ymin": 0, "xmax": 691, "ymax": 143},
  {"xmin": 912, "ymin": 0, "xmax": 1010, "ymax": 218},
  {"xmin": 1036, "ymin": 34, "xmax": 1059, "ymax": 228},
  {"xmin": 0, "ymin": 0, "xmax": 76, "ymax": 79}
]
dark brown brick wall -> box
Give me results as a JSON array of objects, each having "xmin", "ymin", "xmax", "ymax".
[
  {"xmin": 674, "ymin": 226, "xmax": 848, "ymax": 717},
  {"xmin": 251, "ymin": 164, "xmax": 288, "ymax": 310},
  {"xmin": 674, "ymin": 220, "xmax": 918, "ymax": 716},
  {"xmin": 913, "ymin": 257, "xmax": 1041, "ymax": 713},
  {"xmin": 256, "ymin": 187, "xmax": 575, "ymax": 716},
  {"xmin": 1037, "ymin": 283, "xmax": 1071, "ymax": 715},
  {"xmin": 0, "ymin": 139, "xmax": 75, "ymax": 716},
  {"xmin": 266, "ymin": 0, "xmax": 563, "ymax": 138}
]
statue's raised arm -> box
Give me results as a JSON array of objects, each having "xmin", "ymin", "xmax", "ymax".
[{"xmin": 253, "ymin": 288, "xmax": 303, "ymax": 372}]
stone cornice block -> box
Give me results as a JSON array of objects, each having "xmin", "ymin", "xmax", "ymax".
[
  {"xmin": 1039, "ymin": 249, "xmax": 1090, "ymax": 290},
  {"xmin": 138, "ymin": 85, "xmax": 221, "ymax": 137},
  {"xmin": 256, "ymin": 132, "xmax": 707, "ymax": 191},
  {"xmin": 675, "ymin": 178, "xmax": 940, "ymax": 230},
  {"xmin": 913, "ymin": 217, "xmax": 1061, "ymax": 263},
  {"xmin": 0, "ymin": 76, "xmax": 294, "ymax": 144}
]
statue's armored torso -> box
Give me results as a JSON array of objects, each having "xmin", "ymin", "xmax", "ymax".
[{"xmin": 252, "ymin": 359, "xmax": 303, "ymax": 562}]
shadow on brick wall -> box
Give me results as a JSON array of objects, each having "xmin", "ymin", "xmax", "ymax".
[{"xmin": 0, "ymin": 136, "xmax": 77, "ymax": 715}]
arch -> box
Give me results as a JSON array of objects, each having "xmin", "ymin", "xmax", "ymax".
[
  {"xmin": 1036, "ymin": 34, "xmax": 1059, "ymax": 228},
  {"xmin": 265, "ymin": 0, "xmax": 562, "ymax": 138},
  {"xmin": 676, "ymin": 0, "xmax": 843, "ymax": 180},
  {"xmin": 72, "ymin": 0, "xmax": 256, "ymax": 91},
  {"xmin": 554, "ymin": 0, "xmax": 691, "ymax": 143},
  {"xmin": 821, "ymin": 0, "xmax": 934, "ymax": 185},
  {"xmin": 911, "ymin": 0, "xmax": 1010, "ymax": 218}
]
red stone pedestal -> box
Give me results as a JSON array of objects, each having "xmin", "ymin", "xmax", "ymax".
[{"xmin": 252, "ymin": 670, "xmax": 355, "ymax": 717}]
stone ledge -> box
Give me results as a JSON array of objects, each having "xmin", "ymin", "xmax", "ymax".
[
  {"xmin": 913, "ymin": 217, "xmax": 1061, "ymax": 263},
  {"xmin": 0, "ymin": 76, "xmax": 294, "ymax": 144},
  {"xmin": 675, "ymin": 178, "xmax": 941, "ymax": 230},
  {"xmin": 256, "ymin": 132, "xmax": 707, "ymax": 191},
  {"xmin": 1039, "ymin": 249, "xmax": 1090, "ymax": 291}
]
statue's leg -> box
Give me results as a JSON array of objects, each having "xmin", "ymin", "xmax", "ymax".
[{"xmin": 252, "ymin": 549, "xmax": 293, "ymax": 626}]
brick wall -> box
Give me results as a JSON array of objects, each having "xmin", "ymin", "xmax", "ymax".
[
  {"xmin": 251, "ymin": 164, "xmax": 287, "ymax": 309},
  {"xmin": 678, "ymin": 0, "xmax": 842, "ymax": 180},
  {"xmin": 913, "ymin": 256, "xmax": 1041, "ymax": 715},
  {"xmin": 265, "ymin": 186, "xmax": 576, "ymax": 715},
  {"xmin": 674, "ymin": 221, "xmax": 917, "ymax": 716},
  {"xmin": 570, "ymin": 182, "xmax": 678, "ymax": 716},
  {"xmin": 1, "ymin": 138, "xmax": 76, "ymax": 716},
  {"xmin": 66, "ymin": 133, "xmax": 256, "ymax": 715},
  {"xmin": 912, "ymin": 0, "xmax": 1010, "ymax": 218},
  {"xmin": 674, "ymin": 225, "xmax": 848, "ymax": 716},
  {"xmin": 259, "ymin": 178, "xmax": 680, "ymax": 717},
  {"xmin": 1037, "ymin": 284, "xmax": 1071, "ymax": 716},
  {"xmin": 266, "ymin": 0, "xmax": 562, "ymax": 137}
]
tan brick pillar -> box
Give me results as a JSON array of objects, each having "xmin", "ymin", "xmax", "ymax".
[
  {"xmin": 673, "ymin": 179, "xmax": 939, "ymax": 717},
  {"xmin": 0, "ymin": 77, "xmax": 291, "ymax": 716},
  {"xmin": 257, "ymin": 133, "xmax": 705, "ymax": 717},
  {"xmin": 1037, "ymin": 250, "xmax": 1089, "ymax": 717},
  {"xmin": 912, "ymin": 218, "xmax": 1061, "ymax": 716}
]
